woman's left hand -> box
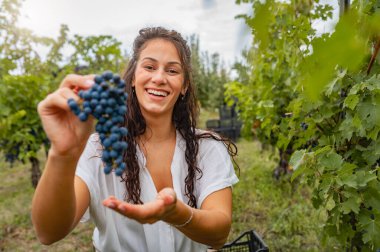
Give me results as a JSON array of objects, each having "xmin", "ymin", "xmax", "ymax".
[{"xmin": 102, "ymin": 187, "xmax": 177, "ymax": 224}]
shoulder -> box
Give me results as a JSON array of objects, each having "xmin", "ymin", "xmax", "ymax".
[
  {"xmin": 194, "ymin": 129, "xmax": 230, "ymax": 161},
  {"xmin": 176, "ymin": 128, "xmax": 231, "ymax": 159},
  {"xmin": 177, "ymin": 129, "xmax": 223, "ymax": 148},
  {"xmin": 195, "ymin": 129, "xmax": 224, "ymax": 147}
]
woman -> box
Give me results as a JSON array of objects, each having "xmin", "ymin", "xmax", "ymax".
[{"xmin": 32, "ymin": 27, "xmax": 239, "ymax": 252}]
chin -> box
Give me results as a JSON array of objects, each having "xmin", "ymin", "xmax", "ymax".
[{"xmin": 141, "ymin": 106, "xmax": 169, "ymax": 117}]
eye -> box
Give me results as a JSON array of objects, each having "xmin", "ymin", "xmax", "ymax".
[
  {"xmin": 143, "ymin": 65, "xmax": 154, "ymax": 70},
  {"xmin": 167, "ymin": 68, "xmax": 179, "ymax": 74}
]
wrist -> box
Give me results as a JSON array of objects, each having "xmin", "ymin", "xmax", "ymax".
[
  {"xmin": 47, "ymin": 148, "xmax": 82, "ymax": 167},
  {"xmin": 42, "ymin": 149, "xmax": 81, "ymax": 179},
  {"xmin": 49, "ymin": 142, "xmax": 86, "ymax": 160},
  {"xmin": 165, "ymin": 201, "xmax": 194, "ymax": 228},
  {"xmin": 172, "ymin": 206, "xmax": 193, "ymax": 228}
]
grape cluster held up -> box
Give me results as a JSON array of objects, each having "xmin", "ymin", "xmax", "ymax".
[{"xmin": 67, "ymin": 71, "xmax": 128, "ymax": 176}]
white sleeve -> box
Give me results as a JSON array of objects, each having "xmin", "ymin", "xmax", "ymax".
[
  {"xmin": 75, "ymin": 134, "xmax": 102, "ymax": 222},
  {"xmin": 196, "ymin": 139, "xmax": 239, "ymax": 208}
]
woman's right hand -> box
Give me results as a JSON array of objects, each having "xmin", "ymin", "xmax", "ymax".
[{"xmin": 37, "ymin": 74, "xmax": 95, "ymax": 158}]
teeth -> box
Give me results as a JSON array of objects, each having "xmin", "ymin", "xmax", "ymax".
[{"xmin": 147, "ymin": 89, "xmax": 168, "ymax": 97}]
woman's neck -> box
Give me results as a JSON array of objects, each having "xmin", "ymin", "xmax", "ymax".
[{"xmin": 141, "ymin": 112, "xmax": 176, "ymax": 144}]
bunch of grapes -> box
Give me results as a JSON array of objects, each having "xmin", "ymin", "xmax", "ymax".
[
  {"xmin": 67, "ymin": 71, "xmax": 128, "ymax": 176},
  {"xmin": 300, "ymin": 122, "xmax": 308, "ymax": 131}
]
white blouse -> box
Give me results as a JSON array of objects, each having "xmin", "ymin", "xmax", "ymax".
[{"xmin": 76, "ymin": 131, "xmax": 239, "ymax": 252}]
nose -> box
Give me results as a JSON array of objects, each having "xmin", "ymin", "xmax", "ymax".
[{"xmin": 151, "ymin": 69, "xmax": 166, "ymax": 85}]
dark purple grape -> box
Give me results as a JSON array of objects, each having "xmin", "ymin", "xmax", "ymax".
[
  {"xmin": 83, "ymin": 91, "xmax": 91, "ymax": 100},
  {"xmin": 95, "ymin": 75, "xmax": 104, "ymax": 84},
  {"xmin": 68, "ymin": 98, "xmax": 78, "ymax": 110},
  {"xmin": 67, "ymin": 70, "xmax": 129, "ymax": 176},
  {"xmin": 102, "ymin": 71, "xmax": 113, "ymax": 80},
  {"xmin": 115, "ymin": 168, "xmax": 123, "ymax": 176},
  {"xmin": 113, "ymin": 75, "xmax": 121, "ymax": 83},
  {"xmin": 78, "ymin": 112, "xmax": 88, "ymax": 121},
  {"xmin": 104, "ymin": 165, "xmax": 112, "ymax": 174}
]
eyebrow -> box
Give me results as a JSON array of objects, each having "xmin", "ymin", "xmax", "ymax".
[{"xmin": 141, "ymin": 57, "xmax": 182, "ymax": 66}]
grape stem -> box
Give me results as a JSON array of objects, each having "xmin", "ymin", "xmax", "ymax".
[{"xmin": 366, "ymin": 37, "xmax": 380, "ymax": 75}]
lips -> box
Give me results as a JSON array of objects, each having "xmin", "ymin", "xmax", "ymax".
[{"xmin": 146, "ymin": 88, "xmax": 169, "ymax": 97}]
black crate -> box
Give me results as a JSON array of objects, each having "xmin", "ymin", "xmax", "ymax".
[
  {"xmin": 217, "ymin": 230, "xmax": 269, "ymax": 252},
  {"xmin": 206, "ymin": 119, "xmax": 221, "ymax": 129}
]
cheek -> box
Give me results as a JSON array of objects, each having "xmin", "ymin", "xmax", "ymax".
[{"xmin": 134, "ymin": 69, "xmax": 146, "ymax": 83}]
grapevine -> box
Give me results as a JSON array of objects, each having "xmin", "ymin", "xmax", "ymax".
[
  {"xmin": 229, "ymin": 0, "xmax": 380, "ymax": 249},
  {"xmin": 68, "ymin": 71, "xmax": 128, "ymax": 176}
]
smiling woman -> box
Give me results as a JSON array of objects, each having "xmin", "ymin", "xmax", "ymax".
[
  {"xmin": 133, "ymin": 39, "xmax": 186, "ymax": 118},
  {"xmin": 31, "ymin": 27, "xmax": 240, "ymax": 252}
]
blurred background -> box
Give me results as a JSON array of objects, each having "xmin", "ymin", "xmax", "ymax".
[{"xmin": 1, "ymin": 0, "xmax": 380, "ymax": 251}]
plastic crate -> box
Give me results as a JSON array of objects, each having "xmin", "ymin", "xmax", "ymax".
[{"xmin": 217, "ymin": 230, "xmax": 269, "ymax": 252}]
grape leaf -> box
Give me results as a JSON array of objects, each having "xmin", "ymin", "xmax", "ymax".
[
  {"xmin": 319, "ymin": 151, "xmax": 343, "ymax": 171},
  {"xmin": 359, "ymin": 214, "xmax": 380, "ymax": 247},
  {"xmin": 355, "ymin": 171, "xmax": 377, "ymax": 188},
  {"xmin": 341, "ymin": 197, "xmax": 360, "ymax": 214},
  {"xmin": 290, "ymin": 150, "xmax": 306, "ymax": 182},
  {"xmin": 344, "ymin": 94, "xmax": 359, "ymax": 110}
]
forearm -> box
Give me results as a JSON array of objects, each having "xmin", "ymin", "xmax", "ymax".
[
  {"xmin": 31, "ymin": 151, "xmax": 79, "ymax": 244},
  {"xmin": 165, "ymin": 201, "xmax": 231, "ymax": 249}
]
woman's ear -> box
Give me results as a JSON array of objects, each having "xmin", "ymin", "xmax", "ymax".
[{"xmin": 181, "ymin": 83, "xmax": 188, "ymax": 96}]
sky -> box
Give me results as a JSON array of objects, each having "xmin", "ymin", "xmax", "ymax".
[
  {"xmin": 18, "ymin": 0, "xmax": 253, "ymax": 66},
  {"xmin": 18, "ymin": 0, "xmax": 339, "ymax": 67}
]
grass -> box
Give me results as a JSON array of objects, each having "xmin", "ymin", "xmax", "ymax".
[
  {"xmin": 0, "ymin": 154, "xmax": 94, "ymax": 252},
  {"xmin": 230, "ymin": 139, "xmax": 330, "ymax": 251},
  {"xmin": 0, "ymin": 109, "xmax": 342, "ymax": 251}
]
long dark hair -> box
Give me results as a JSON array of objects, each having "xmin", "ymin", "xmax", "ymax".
[{"xmin": 121, "ymin": 27, "xmax": 238, "ymax": 207}]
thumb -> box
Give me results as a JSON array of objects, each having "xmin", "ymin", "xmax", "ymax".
[{"xmin": 157, "ymin": 187, "xmax": 176, "ymax": 205}]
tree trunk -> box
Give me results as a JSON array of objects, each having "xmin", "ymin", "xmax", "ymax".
[
  {"xmin": 30, "ymin": 157, "xmax": 41, "ymax": 188},
  {"xmin": 339, "ymin": 0, "xmax": 350, "ymax": 16}
]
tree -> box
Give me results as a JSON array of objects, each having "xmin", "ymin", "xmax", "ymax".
[
  {"xmin": 0, "ymin": 0, "xmax": 55, "ymax": 187},
  {"xmin": 68, "ymin": 34, "xmax": 125, "ymax": 74},
  {"xmin": 0, "ymin": 0, "xmax": 126, "ymax": 187},
  {"xmin": 189, "ymin": 35, "xmax": 230, "ymax": 109}
]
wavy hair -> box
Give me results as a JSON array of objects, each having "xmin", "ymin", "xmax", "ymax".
[{"xmin": 121, "ymin": 27, "xmax": 238, "ymax": 207}]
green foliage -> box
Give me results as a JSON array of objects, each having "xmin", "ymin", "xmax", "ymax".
[
  {"xmin": 0, "ymin": 0, "xmax": 52, "ymax": 76},
  {"xmin": 289, "ymin": 71, "xmax": 380, "ymax": 249},
  {"xmin": 231, "ymin": 139, "xmax": 341, "ymax": 251},
  {"xmin": 288, "ymin": 2, "xmax": 380, "ymax": 249},
  {"xmin": 0, "ymin": 0, "xmax": 125, "ymax": 185},
  {"xmin": 0, "ymin": 75, "xmax": 50, "ymax": 163},
  {"xmin": 0, "ymin": 0, "xmax": 54, "ymax": 166},
  {"xmin": 189, "ymin": 35, "xmax": 230, "ymax": 109},
  {"xmin": 301, "ymin": 11, "xmax": 380, "ymax": 99},
  {"xmin": 226, "ymin": 0, "xmax": 331, "ymax": 142},
  {"xmin": 229, "ymin": 0, "xmax": 380, "ymax": 249},
  {"xmin": 68, "ymin": 34, "xmax": 125, "ymax": 74}
]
